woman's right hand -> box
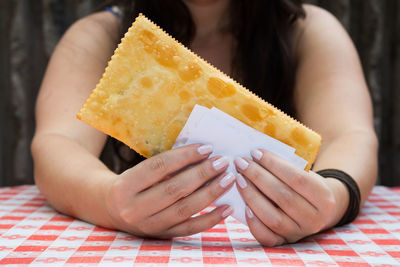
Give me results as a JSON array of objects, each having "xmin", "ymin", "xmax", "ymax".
[{"xmin": 105, "ymin": 144, "xmax": 235, "ymax": 238}]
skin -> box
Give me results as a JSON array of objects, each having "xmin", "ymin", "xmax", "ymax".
[
  {"xmin": 31, "ymin": 1, "xmax": 378, "ymax": 246},
  {"xmin": 32, "ymin": 9, "xmax": 235, "ymax": 238},
  {"xmin": 234, "ymin": 6, "xmax": 378, "ymax": 245}
]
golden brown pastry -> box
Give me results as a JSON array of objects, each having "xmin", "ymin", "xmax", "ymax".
[{"xmin": 77, "ymin": 14, "xmax": 321, "ymax": 170}]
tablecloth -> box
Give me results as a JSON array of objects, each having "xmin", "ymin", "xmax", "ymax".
[{"xmin": 1, "ymin": 185, "xmax": 400, "ymax": 266}]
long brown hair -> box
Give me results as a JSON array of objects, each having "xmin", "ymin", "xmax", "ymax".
[
  {"xmin": 101, "ymin": 0, "xmax": 305, "ymax": 171},
  {"xmin": 111, "ymin": 0, "xmax": 305, "ymax": 116}
]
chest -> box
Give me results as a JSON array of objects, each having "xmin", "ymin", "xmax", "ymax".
[{"xmin": 189, "ymin": 33, "xmax": 233, "ymax": 76}]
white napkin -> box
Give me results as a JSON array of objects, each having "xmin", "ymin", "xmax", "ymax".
[{"xmin": 173, "ymin": 105, "xmax": 308, "ymax": 225}]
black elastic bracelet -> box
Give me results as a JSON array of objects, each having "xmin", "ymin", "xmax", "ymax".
[{"xmin": 316, "ymin": 169, "xmax": 361, "ymax": 227}]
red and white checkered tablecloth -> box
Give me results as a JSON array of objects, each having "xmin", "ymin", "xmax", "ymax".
[{"xmin": 1, "ymin": 185, "xmax": 400, "ymax": 266}]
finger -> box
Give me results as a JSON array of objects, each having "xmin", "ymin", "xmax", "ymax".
[
  {"xmin": 147, "ymin": 172, "xmax": 236, "ymax": 232},
  {"xmin": 134, "ymin": 155, "xmax": 230, "ymax": 216},
  {"xmin": 236, "ymin": 173, "xmax": 302, "ymax": 242},
  {"xmin": 122, "ymin": 143, "xmax": 214, "ymax": 192},
  {"xmin": 245, "ymin": 206, "xmax": 286, "ymax": 247},
  {"xmin": 156, "ymin": 205, "xmax": 234, "ymax": 239},
  {"xmin": 250, "ymin": 149, "xmax": 332, "ymax": 206},
  {"xmin": 234, "ymin": 157, "xmax": 319, "ymax": 229}
]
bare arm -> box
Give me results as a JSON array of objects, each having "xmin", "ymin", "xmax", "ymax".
[
  {"xmin": 32, "ymin": 12, "xmax": 121, "ymax": 227},
  {"xmin": 32, "ymin": 12, "xmax": 235, "ymax": 237},
  {"xmin": 294, "ymin": 5, "xmax": 378, "ymax": 223},
  {"xmin": 233, "ymin": 5, "xmax": 378, "ymax": 246}
]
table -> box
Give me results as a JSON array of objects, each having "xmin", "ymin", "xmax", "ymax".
[{"xmin": 1, "ymin": 186, "xmax": 400, "ymax": 266}]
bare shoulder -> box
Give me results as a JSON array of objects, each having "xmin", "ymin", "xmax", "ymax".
[
  {"xmin": 291, "ymin": 4, "xmax": 371, "ymax": 135},
  {"xmin": 71, "ymin": 11, "xmax": 120, "ymax": 39},
  {"xmin": 34, "ymin": 11, "xmax": 123, "ymax": 153},
  {"xmin": 296, "ymin": 4, "xmax": 344, "ymax": 32},
  {"xmin": 56, "ymin": 11, "xmax": 121, "ymax": 62},
  {"xmin": 302, "ymin": 4, "xmax": 338, "ymax": 21},
  {"xmin": 293, "ymin": 4, "xmax": 352, "ymax": 56}
]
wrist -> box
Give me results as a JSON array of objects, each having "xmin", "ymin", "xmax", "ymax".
[
  {"xmin": 99, "ymin": 172, "xmax": 120, "ymax": 229},
  {"xmin": 324, "ymin": 177, "xmax": 349, "ymax": 228},
  {"xmin": 318, "ymin": 169, "xmax": 361, "ymax": 228},
  {"xmin": 72, "ymin": 170, "xmax": 119, "ymax": 230}
]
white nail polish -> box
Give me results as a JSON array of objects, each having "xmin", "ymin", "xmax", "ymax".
[
  {"xmin": 219, "ymin": 172, "xmax": 235, "ymax": 188},
  {"xmin": 251, "ymin": 149, "xmax": 263, "ymax": 161},
  {"xmin": 198, "ymin": 144, "xmax": 213, "ymax": 155},
  {"xmin": 246, "ymin": 206, "xmax": 254, "ymax": 218},
  {"xmin": 236, "ymin": 173, "xmax": 247, "ymax": 189},
  {"xmin": 222, "ymin": 206, "xmax": 234, "ymax": 218},
  {"xmin": 213, "ymin": 157, "xmax": 229, "ymax": 171},
  {"xmin": 234, "ymin": 157, "xmax": 249, "ymax": 170}
]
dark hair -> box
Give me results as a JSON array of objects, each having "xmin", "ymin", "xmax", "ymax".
[
  {"xmin": 112, "ymin": 0, "xmax": 305, "ymax": 116},
  {"xmin": 101, "ymin": 0, "xmax": 305, "ymax": 171}
]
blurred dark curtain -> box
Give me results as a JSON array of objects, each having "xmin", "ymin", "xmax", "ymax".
[{"xmin": 0, "ymin": 0, "xmax": 399, "ymax": 186}]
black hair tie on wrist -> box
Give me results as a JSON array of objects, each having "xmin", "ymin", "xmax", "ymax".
[{"xmin": 316, "ymin": 169, "xmax": 361, "ymax": 227}]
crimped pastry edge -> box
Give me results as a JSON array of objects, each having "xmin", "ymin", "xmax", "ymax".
[{"xmin": 77, "ymin": 13, "xmax": 322, "ymax": 168}]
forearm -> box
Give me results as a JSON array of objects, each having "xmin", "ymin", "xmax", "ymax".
[
  {"xmin": 312, "ymin": 129, "xmax": 378, "ymax": 226},
  {"xmin": 31, "ymin": 133, "xmax": 117, "ymax": 228}
]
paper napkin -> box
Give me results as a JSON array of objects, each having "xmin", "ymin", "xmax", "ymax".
[{"xmin": 173, "ymin": 105, "xmax": 308, "ymax": 225}]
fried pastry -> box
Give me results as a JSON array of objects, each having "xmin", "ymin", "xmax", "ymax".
[{"xmin": 77, "ymin": 14, "xmax": 321, "ymax": 170}]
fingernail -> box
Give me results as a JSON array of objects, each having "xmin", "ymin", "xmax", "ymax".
[
  {"xmin": 213, "ymin": 156, "xmax": 229, "ymax": 171},
  {"xmin": 236, "ymin": 173, "xmax": 247, "ymax": 189},
  {"xmin": 251, "ymin": 149, "xmax": 263, "ymax": 161},
  {"xmin": 219, "ymin": 172, "xmax": 235, "ymax": 188},
  {"xmin": 234, "ymin": 157, "xmax": 249, "ymax": 170},
  {"xmin": 198, "ymin": 144, "xmax": 213, "ymax": 155},
  {"xmin": 222, "ymin": 206, "xmax": 234, "ymax": 218},
  {"xmin": 246, "ymin": 206, "xmax": 254, "ymax": 218}
]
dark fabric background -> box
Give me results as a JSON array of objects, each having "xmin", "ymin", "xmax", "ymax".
[{"xmin": 1, "ymin": 0, "xmax": 399, "ymax": 186}]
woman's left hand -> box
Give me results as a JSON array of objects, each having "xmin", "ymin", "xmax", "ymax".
[{"xmin": 234, "ymin": 149, "xmax": 348, "ymax": 247}]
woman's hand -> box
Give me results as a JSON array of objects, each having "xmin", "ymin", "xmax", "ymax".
[
  {"xmin": 234, "ymin": 149, "xmax": 349, "ymax": 247},
  {"xmin": 105, "ymin": 144, "xmax": 235, "ymax": 239}
]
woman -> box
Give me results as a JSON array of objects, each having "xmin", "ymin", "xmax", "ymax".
[{"xmin": 31, "ymin": 0, "xmax": 378, "ymax": 246}]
